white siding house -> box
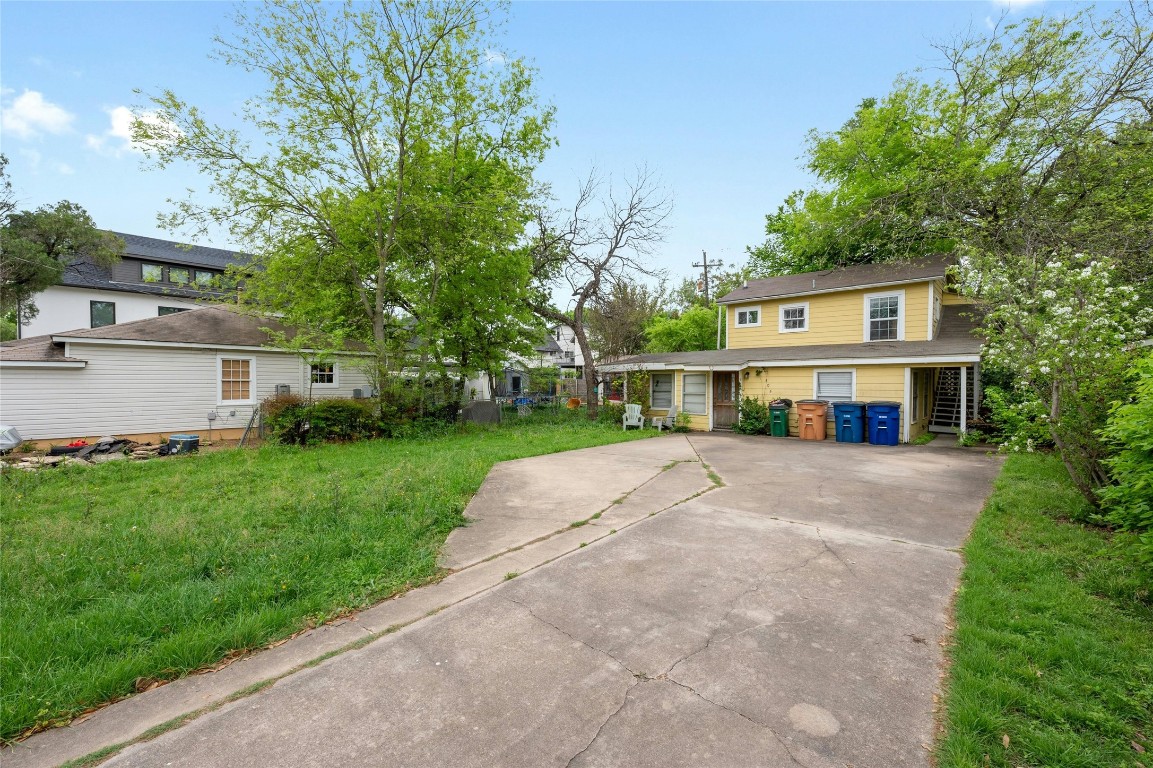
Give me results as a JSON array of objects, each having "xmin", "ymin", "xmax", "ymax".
[{"xmin": 1, "ymin": 306, "xmax": 373, "ymax": 442}]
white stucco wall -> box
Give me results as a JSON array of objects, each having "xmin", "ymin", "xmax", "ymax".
[
  {"xmin": 0, "ymin": 342, "xmax": 374, "ymax": 440},
  {"xmin": 20, "ymin": 286, "xmax": 204, "ymax": 338}
]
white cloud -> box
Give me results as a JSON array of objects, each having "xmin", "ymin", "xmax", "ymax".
[
  {"xmin": 87, "ymin": 105, "xmax": 181, "ymax": 157},
  {"xmin": 56, "ymin": 162, "xmax": 75, "ymax": 175},
  {"xmin": 483, "ymin": 49, "xmax": 507, "ymax": 67},
  {"xmin": 1, "ymin": 90, "xmax": 75, "ymax": 139}
]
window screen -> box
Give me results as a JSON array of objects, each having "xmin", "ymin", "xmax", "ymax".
[
  {"xmin": 651, "ymin": 373, "xmax": 673, "ymax": 409},
  {"xmin": 816, "ymin": 371, "xmax": 854, "ymax": 406},
  {"xmin": 683, "ymin": 373, "xmax": 707, "ymax": 414}
]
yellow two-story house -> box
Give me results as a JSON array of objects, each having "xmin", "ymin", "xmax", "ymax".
[{"xmin": 602, "ymin": 256, "xmax": 981, "ymax": 442}]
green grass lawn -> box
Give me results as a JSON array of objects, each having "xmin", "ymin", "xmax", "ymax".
[
  {"xmin": 0, "ymin": 415, "xmax": 654, "ymax": 740},
  {"xmin": 937, "ymin": 453, "xmax": 1153, "ymax": 768}
]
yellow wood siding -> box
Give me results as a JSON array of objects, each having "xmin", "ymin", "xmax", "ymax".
[
  {"xmin": 941, "ymin": 290, "xmax": 975, "ymax": 305},
  {"xmin": 730, "ymin": 364, "xmax": 905, "ymax": 438},
  {"xmin": 728, "ymin": 281, "xmax": 934, "ymax": 349},
  {"xmin": 931, "ymin": 280, "xmax": 944, "ymax": 339}
]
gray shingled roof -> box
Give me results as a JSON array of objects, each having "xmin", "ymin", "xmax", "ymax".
[
  {"xmin": 602, "ymin": 306, "xmax": 981, "ymax": 370},
  {"xmin": 110, "ymin": 231, "xmax": 249, "ymax": 270},
  {"xmin": 0, "ymin": 335, "xmax": 83, "ymax": 363},
  {"xmin": 48, "ymin": 305, "xmax": 309, "ymax": 347},
  {"xmin": 59, "ymin": 260, "xmax": 223, "ymax": 298},
  {"xmin": 718, "ymin": 254, "xmax": 954, "ymax": 304}
]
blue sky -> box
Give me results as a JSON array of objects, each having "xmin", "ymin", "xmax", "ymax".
[{"xmin": 2, "ymin": 0, "xmax": 1063, "ymax": 289}]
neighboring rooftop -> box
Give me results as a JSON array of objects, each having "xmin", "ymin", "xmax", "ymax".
[
  {"xmin": 718, "ymin": 254, "xmax": 954, "ymax": 304},
  {"xmin": 601, "ymin": 305, "xmax": 981, "ymax": 370},
  {"xmin": 111, "ymin": 231, "xmax": 249, "ymax": 270},
  {"xmin": 0, "ymin": 334, "xmax": 83, "ymax": 363}
]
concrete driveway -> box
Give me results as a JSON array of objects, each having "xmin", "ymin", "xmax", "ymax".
[{"xmin": 10, "ymin": 433, "xmax": 1001, "ymax": 768}]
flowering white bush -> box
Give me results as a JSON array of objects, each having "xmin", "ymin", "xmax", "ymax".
[{"xmin": 959, "ymin": 249, "xmax": 1153, "ymax": 503}]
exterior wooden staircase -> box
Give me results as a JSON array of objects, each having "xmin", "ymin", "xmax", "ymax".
[{"xmin": 929, "ymin": 367, "xmax": 976, "ymax": 434}]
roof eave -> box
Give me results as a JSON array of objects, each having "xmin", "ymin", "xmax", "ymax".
[{"xmin": 718, "ymin": 275, "xmax": 945, "ymax": 305}]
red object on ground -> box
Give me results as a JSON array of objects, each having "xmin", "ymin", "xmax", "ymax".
[{"xmin": 66, "ymin": 440, "xmax": 89, "ymax": 448}]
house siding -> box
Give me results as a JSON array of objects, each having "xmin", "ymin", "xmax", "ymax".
[
  {"xmin": 20, "ymin": 286, "xmax": 203, "ymax": 339},
  {"xmin": 0, "ymin": 344, "xmax": 372, "ymax": 440},
  {"xmin": 726, "ymin": 281, "xmax": 935, "ymax": 350}
]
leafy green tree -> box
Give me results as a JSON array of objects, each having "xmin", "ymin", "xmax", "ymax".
[
  {"xmin": 0, "ymin": 156, "xmax": 123, "ymax": 326},
  {"xmin": 668, "ymin": 265, "xmax": 763, "ymax": 312},
  {"xmin": 645, "ymin": 304, "xmax": 722, "ymax": 353},
  {"xmin": 136, "ymin": 0, "xmax": 553, "ymax": 402},
  {"xmin": 749, "ymin": 6, "xmax": 1153, "ymax": 289}
]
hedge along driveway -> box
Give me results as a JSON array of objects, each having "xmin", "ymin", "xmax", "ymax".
[{"xmin": 0, "ymin": 419, "xmax": 655, "ymax": 741}]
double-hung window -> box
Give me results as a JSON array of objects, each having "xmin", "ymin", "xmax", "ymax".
[
  {"xmin": 864, "ymin": 290, "xmax": 904, "ymax": 341},
  {"xmin": 651, "ymin": 373, "xmax": 673, "ymax": 410},
  {"xmin": 735, "ymin": 307, "xmax": 761, "ymax": 328},
  {"xmin": 779, "ymin": 302, "xmax": 808, "ymax": 333},
  {"xmin": 683, "ymin": 373, "xmax": 707, "ymax": 415}
]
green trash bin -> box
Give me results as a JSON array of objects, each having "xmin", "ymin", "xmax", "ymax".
[{"xmin": 769, "ymin": 399, "xmax": 792, "ymax": 437}]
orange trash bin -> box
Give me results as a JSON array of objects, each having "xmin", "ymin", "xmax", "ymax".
[{"xmin": 796, "ymin": 400, "xmax": 829, "ymax": 441}]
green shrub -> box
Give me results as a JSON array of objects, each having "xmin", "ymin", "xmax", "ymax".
[
  {"xmin": 733, "ymin": 397, "xmax": 771, "ymax": 435},
  {"xmin": 1098, "ymin": 352, "xmax": 1153, "ymax": 565},
  {"xmin": 598, "ymin": 401, "xmax": 626, "ymax": 425},
  {"xmin": 671, "ymin": 411, "xmax": 693, "ymax": 433},
  {"xmin": 983, "ymin": 384, "xmax": 1052, "ymax": 451}
]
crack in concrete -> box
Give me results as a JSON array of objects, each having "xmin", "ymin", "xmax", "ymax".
[
  {"xmin": 658, "ymin": 676, "xmax": 810, "ymax": 768},
  {"xmin": 563, "ymin": 679, "xmax": 638, "ymax": 768},
  {"xmin": 813, "ymin": 526, "xmax": 856, "ymax": 575},
  {"xmin": 500, "ymin": 596, "xmax": 646, "ymax": 768}
]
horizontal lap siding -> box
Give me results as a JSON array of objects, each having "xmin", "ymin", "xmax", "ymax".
[
  {"xmin": 728, "ymin": 280, "xmax": 936, "ymax": 349},
  {"xmin": 0, "ymin": 345, "xmax": 373, "ymax": 440},
  {"xmin": 738, "ymin": 364, "xmax": 908, "ymax": 439}
]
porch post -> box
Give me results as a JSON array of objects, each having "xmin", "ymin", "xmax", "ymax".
[
  {"xmin": 623, "ymin": 374, "xmax": 628, "ymax": 403},
  {"xmin": 959, "ymin": 365, "xmax": 968, "ymax": 436},
  {"xmin": 972, "ymin": 362, "xmax": 981, "ymax": 419},
  {"xmin": 902, "ymin": 367, "xmax": 912, "ymax": 443}
]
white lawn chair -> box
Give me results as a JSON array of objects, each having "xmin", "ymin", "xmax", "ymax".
[
  {"xmin": 623, "ymin": 403, "xmax": 644, "ymax": 431},
  {"xmin": 652, "ymin": 404, "xmax": 677, "ymax": 431}
]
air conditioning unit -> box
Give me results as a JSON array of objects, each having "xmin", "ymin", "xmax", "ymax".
[{"xmin": 275, "ymin": 384, "xmax": 291, "ymax": 395}]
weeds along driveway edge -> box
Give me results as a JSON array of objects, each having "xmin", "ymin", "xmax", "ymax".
[
  {"xmin": 0, "ymin": 419, "xmax": 657, "ymax": 741},
  {"xmin": 935, "ymin": 452, "xmax": 1153, "ymax": 768}
]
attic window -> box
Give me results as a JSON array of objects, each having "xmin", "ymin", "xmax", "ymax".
[
  {"xmin": 195, "ymin": 270, "xmax": 215, "ymax": 286},
  {"xmin": 141, "ymin": 263, "xmax": 163, "ymax": 282},
  {"xmin": 170, "ymin": 267, "xmax": 190, "ymax": 285},
  {"xmin": 735, "ymin": 307, "xmax": 761, "ymax": 328}
]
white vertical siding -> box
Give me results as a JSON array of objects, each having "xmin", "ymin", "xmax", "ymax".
[{"xmin": 0, "ymin": 343, "xmax": 374, "ymax": 440}]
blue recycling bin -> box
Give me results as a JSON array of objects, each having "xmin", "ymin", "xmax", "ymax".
[
  {"xmin": 833, "ymin": 402, "xmax": 866, "ymax": 443},
  {"xmin": 866, "ymin": 402, "xmax": 902, "ymax": 446}
]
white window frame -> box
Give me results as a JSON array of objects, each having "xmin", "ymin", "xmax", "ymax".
[
  {"xmin": 218, "ymin": 355, "xmax": 256, "ymax": 405},
  {"xmin": 778, "ymin": 301, "xmax": 809, "ymax": 333},
  {"xmin": 651, "ymin": 372, "xmax": 673, "ymax": 410},
  {"xmin": 863, "ymin": 289, "xmax": 905, "ymax": 342},
  {"xmin": 683, "ymin": 372, "xmax": 707, "ymax": 415},
  {"xmin": 735, "ymin": 305, "xmax": 762, "ymax": 328},
  {"xmin": 814, "ymin": 368, "xmax": 856, "ymax": 419},
  {"xmin": 309, "ymin": 361, "xmax": 339, "ymax": 389}
]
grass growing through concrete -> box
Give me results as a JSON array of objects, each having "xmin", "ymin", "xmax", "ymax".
[
  {"xmin": 937, "ymin": 453, "xmax": 1152, "ymax": 767},
  {"xmin": 0, "ymin": 418, "xmax": 655, "ymax": 740}
]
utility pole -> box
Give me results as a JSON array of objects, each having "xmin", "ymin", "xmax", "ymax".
[{"xmin": 692, "ymin": 250, "xmax": 724, "ymax": 306}]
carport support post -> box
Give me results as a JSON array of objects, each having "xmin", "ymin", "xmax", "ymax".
[
  {"xmin": 959, "ymin": 365, "xmax": 968, "ymax": 437},
  {"xmin": 972, "ymin": 362, "xmax": 981, "ymax": 420}
]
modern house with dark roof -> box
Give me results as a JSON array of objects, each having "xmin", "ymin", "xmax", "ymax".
[
  {"xmin": 18, "ymin": 231, "xmax": 249, "ymax": 339},
  {"xmin": 1, "ymin": 306, "xmax": 373, "ymax": 443},
  {"xmin": 601, "ymin": 256, "xmax": 984, "ymax": 442}
]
